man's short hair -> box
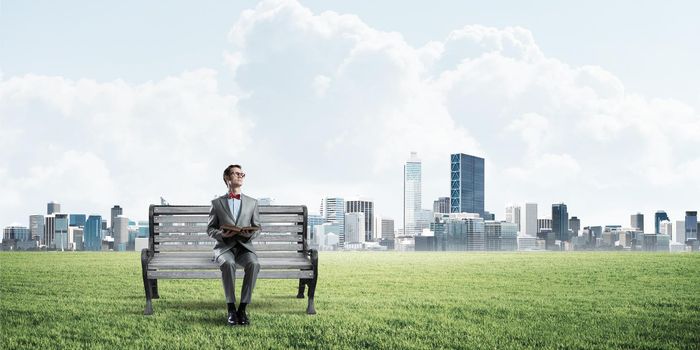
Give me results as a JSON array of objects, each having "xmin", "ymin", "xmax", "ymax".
[{"xmin": 223, "ymin": 164, "xmax": 242, "ymax": 185}]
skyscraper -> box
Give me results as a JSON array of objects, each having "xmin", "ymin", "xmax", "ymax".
[
  {"xmin": 552, "ymin": 203, "xmax": 569, "ymax": 242},
  {"xmin": 523, "ymin": 203, "xmax": 538, "ymax": 237},
  {"xmin": 47, "ymin": 201, "xmax": 60, "ymax": 215},
  {"xmin": 654, "ymin": 211, "xmax": 669, "ymax": 234},
  {"xmin": 84, "ymin": 215, "xmax": 102, "ymax": 251},
  {"xmin": 685, "ymin": 211, "xmax": 698, "ymax": 241},
  {"xmin": 433, "ymin": 197, "xmax": 450, "ymax": 214},
  {"xmin": 54, "ymin": 213, "xmax": 69, "ymax": 250},
  {"xmin": 569, "ymin": 216, "xmax": 581, "ymax": 236},
  {"xmin": 29, "ymin": 215, "xmax": 44, "ymax": 242},
  {"xmin": 44, "ymin": 215, "xmax": 55, "ymax": 247},
  {"xmin": 110, "ymin": 205, "xmax": 123, "ymax": 231},
  {"xmin": 346, "ymin": 199, "xmax": 374, "ymax": 242},
  {"xmin": 320, "ymin": 197, "xmax": 345, "ymax": 247},
  {"xmin": 381, "ymin": 218, "xmax": 395, "ymax": 241},
  {"xmin": 344, "ymin": 212, "xmax": 365, "ymax": 244},
  {"xmin": 69, "ymin": 214, "xmax": 87, "ymax": 227},
  {"xmin": 404, "ymin": 152, "xmax": 422, "ymax": 236},
  {"xmin": 505, "ymin": 205, "xmax": 521, "ymax": 232},
  {"xmin": 113, "ymin": 216, "xmax": 129, "ymax": 251},
  {"xmin": 630, "ymin": 213, "xmax": 644, "ymax": 232},
  {"xmin": 450, "ymin": 153, "xmax": 485, "ymax": 218}
]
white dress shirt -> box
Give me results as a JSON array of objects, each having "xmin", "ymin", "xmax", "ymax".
[{"xmin": 227, "ymin": 196, "xmax": 241, "ymax": 222}]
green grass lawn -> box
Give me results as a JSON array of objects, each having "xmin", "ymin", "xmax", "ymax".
[{"xmin": 1, "ymin": 251, "xmax": 699, "ymax": 349}]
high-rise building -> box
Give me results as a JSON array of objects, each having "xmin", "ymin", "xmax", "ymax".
[
  {"xmin": 320, "ymin": 197, "xmax": 345, "ymax": 247},
  {"xmin": 44, "ymin": 215, "xmax": 55, "ymax": 247},
  {"xmin": 307, "ymin": 214, "xmax": 325, "ymax": 242},
  {"xmin": 2, "ymin": 226, "xmax": 30, "ymax": 242},
  {"xmin": 381, "ymin": 218, "xmax": 395, "ymax": 241},
  {"xmin": 442, "ymin": 215, "xmax": 485, "ymax": 251},
  {"xmin": 344, "ymin": 212, "xmax": 365, "ymax": 244},
  {"xmin": 47, "ymin": 201, "xmax": 61, "ymax": 215},
  {"xmin": 54, "ymin": 214, "xmax": 69, "ymax": 250},
  {"xmin": 659, "ymin": 220, "xmax": 672, "ymax": 238},
  {"xmin": 450, "ymin": 153, "xmax": 485, "ymax": 218},
  {"xmin": 346, "ymin": 199, "xmax": 374, "ymax": 242},
  {"xmin": 485, "ymin": 221, "xmax": 518, "ymax": 251},
  {"xmin": 654, "ymin": 211, "xmax": 669, "ymax": 234},
  {"xmin": 416, "ymin": 209, "xmax": 434, "ymax": 235},
  {"xmin": 84, "ymin": 215, "xmax": 102, "ymax": 251},
  {"xmin": 537, "ymin": 219, "xmax": 552, "ymax": 234},
  {"xmin": 433, "ymin": 197, "xmax": 450, "ymax": 214},
  {"xmin": 404, "ymin": 152, "xmax": 422, "ymax": 236},
  {"xmin": 685, "ymin": 211, "xmax": 698, "ymax": 241},
  {"xmin": 674, "ymin": 220, "xmax": 686, "ymax": 244},
  {"xmin": 552, "ymin": 203, "xmax": 569, "ymax": 241},
  {"xmin": 69, "ymin": 214, "xmax": 86, "ymax": 227},
  {"xmin": 110, "ymin": 205, "xmax": 123, "ymax": 231},
  {"xmin": 630, "ymin": 213, "xmax": 644, "ymax": 232},
  {"xmin": 569, "ymin": 216, "xmax": 581, "ymax": 236},
  {"xmin": 29, "ymin": 215, "xmax": 44, "ymax": 242},
  {"xmin": 113, "ymin": 216, "xmax": 129, "ymax": 251},
  {"xmin": 523, "ymin": 203, "xmax": 538, "ymax": 236},
  {"xmin": 505, "ymin": 205, "xmax": 521, "ymax": 232}
]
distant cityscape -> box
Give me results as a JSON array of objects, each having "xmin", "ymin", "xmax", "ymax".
[{"xmin": 2, "ymin": 152, "xmax": 698, "ymax": 253}]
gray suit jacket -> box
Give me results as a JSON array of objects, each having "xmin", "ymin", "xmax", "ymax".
[{"xmin": 207, "ymin": 193, "xmax": 261, "ymax": 259}]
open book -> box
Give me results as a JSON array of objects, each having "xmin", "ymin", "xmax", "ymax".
[{"xmin": 220, "ymin": 224, "xmax": 260, "ymax": 238}]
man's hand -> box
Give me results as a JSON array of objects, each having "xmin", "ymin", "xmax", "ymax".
[
  {"xmin": 238, "ymin": 231, "xmax": 254, "ymax": 242},
  {"xmin": 221, "ymin": 229, "xmax": 237, "ymax": 238}
]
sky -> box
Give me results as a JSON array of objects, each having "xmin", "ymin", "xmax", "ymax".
[{"xmin": 1, "ymin": 0, "xmax": 698, "ymax": 232}]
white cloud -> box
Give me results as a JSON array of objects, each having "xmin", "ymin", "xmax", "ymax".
[{"xmin": 1, "ymin": 69, "xmax": 250, "ymax": 223}]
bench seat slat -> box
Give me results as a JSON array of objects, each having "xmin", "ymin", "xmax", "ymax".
[
  {"xmin": 148, "ymin": 270, "xmax": 314, "ymax": 279},
  {"xmin": 154, "ymin": 224, "xmax": 302, "ymax": 234},
  {"xmin": 154, "ymin": 234, "xmax": 302, "ymax": 243},
  {"xmin": 155, "ymin": 243, "xmax": 304, "ymax": 252},
  {"xmin": 150, "ymin": 258, "xmax": 311, "ymax": 270},
  {"xmin": 153, "ymin": 251, "xmax": 305, "ymax": 259},
  {"xmin": 154, "ymin": 215, "xmax": 303, "ymax": 223}
]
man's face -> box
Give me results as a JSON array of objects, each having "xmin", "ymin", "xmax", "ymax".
[{"xmin": 228, "ymin": 167, "xmax": 245, "ymax": 187}]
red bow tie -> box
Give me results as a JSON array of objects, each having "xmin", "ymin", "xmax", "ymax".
[{"xmin": 228, "ymin": 192, "xmax": 241, "ymax": 200}]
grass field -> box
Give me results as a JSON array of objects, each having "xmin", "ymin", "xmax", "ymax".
[{"xmin": 1, "ymin": 251, "xmax": 699, "ymax": 349}]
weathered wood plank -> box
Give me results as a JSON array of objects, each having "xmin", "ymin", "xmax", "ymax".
[
  {"xmin": 154, "ymin": 214, "xmax": 303, "ymax": 224},
  {"xmin": 148, "ymin": 270, "xmax": 314, "ymax": 279},
  {"xmin": 154, "ymin": 224, "xmax": 302, "ymax": 234},
  {"xmin": 152, "ymin": 205, "xmax": 305, "ymax": 215},
  {"xmin": 149, "ymin": 258, "xmax": 311, "ymax": 270},
  {"xmin": 155, "ymin": 234, "xmax": 302, "ymax": 243},
  {"xmin": 155, "ymin": 243, "xmax": 304, "ymax": 252},
  {"xmin": 154, "ymin": 251, "xmax": 305, "ymax": 259}
]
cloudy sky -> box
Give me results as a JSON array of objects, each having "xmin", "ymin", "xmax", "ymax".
[{"xmin": 1, "ymin": 0, "xmax": 698, "ymax": 232}]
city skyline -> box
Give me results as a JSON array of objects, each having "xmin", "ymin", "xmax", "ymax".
[{"xmin": 1, "ymin": 0, "xmax": 698, "ymax": 232}]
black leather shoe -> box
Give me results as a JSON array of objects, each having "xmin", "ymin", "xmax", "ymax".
[
  {"xmin": 227, "ymin": 311, "xmax": 238, "ymax": 326},
  {"xmin": 237, "ymin": 310, "xmax": 250, "ymax": 325}
]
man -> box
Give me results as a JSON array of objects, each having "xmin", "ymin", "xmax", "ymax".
[{"xmin": 207, "ymin": 164, "xmax": 261, "ymax": 326}]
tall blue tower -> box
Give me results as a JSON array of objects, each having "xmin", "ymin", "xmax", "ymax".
[
  {"xmin": 450, "ymin": 153, "xmax": 485, "ymax": 218},
  {"xmin": 552, "ymin": 203, "xmax": 569, "ymax": 242}
]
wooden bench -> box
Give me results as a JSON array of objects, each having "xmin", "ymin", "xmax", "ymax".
[{"xmin": 140, "ymin": 204, "xmax": 318, "ymax": 315}]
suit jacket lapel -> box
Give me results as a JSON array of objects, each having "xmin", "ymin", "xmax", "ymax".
[
  {"xmin": 219, "ymin": 195, "xmax": 235, "ymax": 222},
  {"xmin": 235, "ymin": 195, "xmax": 245, "ymax": 225}
]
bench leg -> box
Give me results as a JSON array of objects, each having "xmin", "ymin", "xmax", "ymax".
[
  {"xmin": 151, "ymin": 279, "xmax": 160, "ymax": 299},
  {"xmin": 141, "ymin": 249, "xmax": 154, "ymax": 315},
  {"xmin": 306, "ymin": 249, "xmax": 318, "ymax": 315},
  {"xmin": 297, "ymin": 279, "xmax": 306, "ymax": 298}
]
